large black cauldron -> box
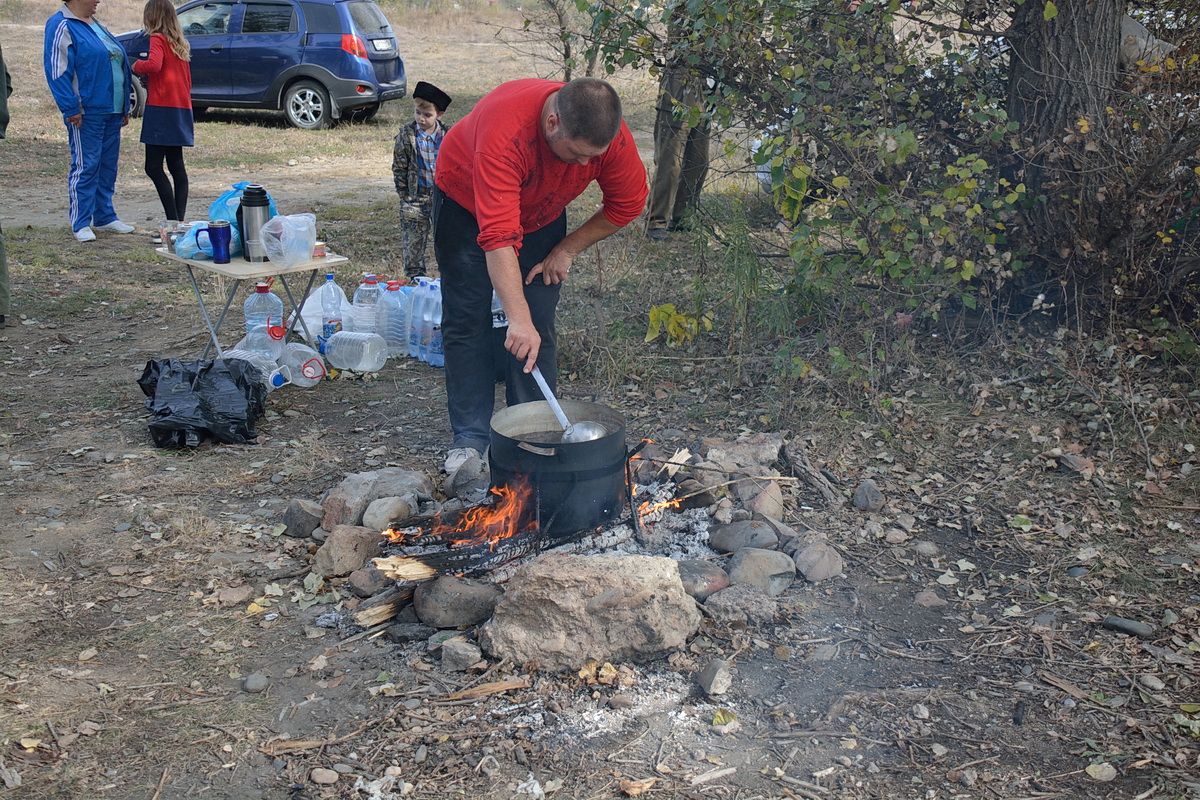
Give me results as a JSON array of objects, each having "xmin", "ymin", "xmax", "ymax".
[{"xmin": 489, "ymin": 399, "xmax": 627, "ymax": 536}]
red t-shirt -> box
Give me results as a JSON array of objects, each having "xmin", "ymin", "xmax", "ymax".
[
  {"xmin": 435, "ymin": 79, "xmax": 648, "ymax": 252},
  {"xmin": 132, "ymin": 33, "xmax": 191, "ymax": 109}
]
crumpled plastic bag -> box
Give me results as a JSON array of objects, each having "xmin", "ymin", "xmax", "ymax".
[
  {"xmin": 137, "ymin": 358, "xmax": 267, "ymax": 448},
  {"xmin": 261, "ymin": 212, "xmax": 317, "ymax": 267}
]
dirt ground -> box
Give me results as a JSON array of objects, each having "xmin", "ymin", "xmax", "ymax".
[{"xmin": 2, "ymin": 12, "xmax": 1199, "ymax": 800}]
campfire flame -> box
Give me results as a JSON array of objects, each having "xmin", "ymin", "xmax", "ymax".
[
  {"xmin": 637, "ymin": 496, "xmax": 683, "ymax": 522},
  {"xmin": 383, "ymin": 477, "xmax": 537, "ymax": 552}
]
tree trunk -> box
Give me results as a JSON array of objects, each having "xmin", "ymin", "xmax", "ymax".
[{"xmin": 1006, "ymin": 0, "xmax": 1122, "ymax": 274}]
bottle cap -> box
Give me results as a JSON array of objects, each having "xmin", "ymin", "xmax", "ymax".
[
  {"xmin": 267, "ymin": 320, "xmax": 287, "ymax": 340},
  {"xmin": 255, "ymin": 283, "xmax": 270, "ymax": 293},
  {"xmin": 365, "ymin": 276, "xmax": 378, "ymax": 285},
  {"xmin": 325, "ymin": 272, "xmax": 335, "ymax": 281}
]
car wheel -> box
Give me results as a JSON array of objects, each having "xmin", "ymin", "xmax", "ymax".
[
  {"xmin": 284, "ymin": 80, "xmax": 332, "ymax": 130},
  {"xmin": 347, "ymin": 103, "xmax": 380, "ymax": 123},
  {"xmin": 130, "ymin": 79, "xmax": 147, "ymax": 119}
]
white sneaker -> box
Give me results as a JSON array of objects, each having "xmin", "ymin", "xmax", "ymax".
[
  {"xmin": 444, "ymin": 447, "xmax": 482, "ymax": 473},
  {"xmin": 74, "ymin": 227, "xmax": 96, "ymax": 242},
  {"xmin": 96, "ymin": 220, "xmax": 135, "ymax": 234}
]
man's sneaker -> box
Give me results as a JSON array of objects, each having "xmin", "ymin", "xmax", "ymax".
[
  {"xmin": 646, "ymin": 227, "xmax": 669, "ymax": 242},
  {"xmin": 96, "ymin": 220, "xmax": 135, "ymax": 234},
  {"xmin": 74, "ymin": 227, "xmax": 97, "ymax": 242},
  {"xmin": 444, "ymin": 447, "xmax": 482, "ymax": 474}
]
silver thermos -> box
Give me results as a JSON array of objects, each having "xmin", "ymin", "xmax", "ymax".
[{"xmin": 238, "ymin": 184, "xmax": 272, "ymax": 262}]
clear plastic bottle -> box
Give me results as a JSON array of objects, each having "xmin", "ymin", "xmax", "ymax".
[
  {"xmin": 243, "ymin": 282, "xmax": 284, "ymax": 335},
  {"xmin": 426, "ymin": 280, "xmax": 444, "ymax": 368},
  {"xmin": 407, "ymin": 277, "xmax": 429, "ymax": 359},
  {"xmin": 351, "ymin": 274, "xmax": 381, "ymax": 334},
  {"xmin": 323, "ymin": 331, "xmax": 388, "ymax": 372},
  {"xmin": 319, "ymin": 273, "xmax": 343, "ymax": 351},
  {"xmin": 491, "ymin": 290, "xmax": 508, "ymax": 329},
  {"xmin": 377, "ymin": 280, "xmax": 409, "ymax": 357},
  {"xmin": 232, "ymin": 327, "xmax": 285, "ymax": 361},
  {"xmin": 221, "ymin": 349, "xmax": 292, "ymax": 391},
  {"xmin": 281, "ymin": 342, "xmax": 327, "ymax": 388}
]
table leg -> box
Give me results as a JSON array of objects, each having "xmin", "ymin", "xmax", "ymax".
[
  {"xmin": 198, "ymin": 276, "xmax": 242, "ymax": 360},
  {"xmin": 277, "ymin": 269, "xmax": 319, "ymax": 344}
]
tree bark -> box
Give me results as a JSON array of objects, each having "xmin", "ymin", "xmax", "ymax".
[{"xmin": 1006, "ymin": 0, "xmax": 1122, "ymax": 267}]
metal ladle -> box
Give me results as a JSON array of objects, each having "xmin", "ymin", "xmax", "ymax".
[{"xmin": 530, "ymin": 366, "xmax": 608, "ymax": 443}]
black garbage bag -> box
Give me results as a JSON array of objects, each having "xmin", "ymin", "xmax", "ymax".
[{"xmin": 137, "ymin": 358, "xmax": 268, "ymax": 448}]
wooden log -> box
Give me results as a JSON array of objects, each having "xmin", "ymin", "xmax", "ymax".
[{"xmin": 783, "ymin": 440, "xmax": 844, "ymax": 507}]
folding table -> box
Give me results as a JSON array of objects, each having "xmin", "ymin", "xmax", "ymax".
[{"xmin": 156, "ymin": 247, "xmax": 349, "ymax": 358}]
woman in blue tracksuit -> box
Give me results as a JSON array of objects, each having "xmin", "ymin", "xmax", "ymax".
[{"xmin": 44, "ymin": 0, "xmax": 136, "ymax": 242}]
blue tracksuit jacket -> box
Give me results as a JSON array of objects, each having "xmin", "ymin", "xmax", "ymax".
[{"xmin": 44, "ymin": 8, "xmax": 132, "ymax": 122}]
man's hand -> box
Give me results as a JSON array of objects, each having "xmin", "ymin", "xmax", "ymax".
[
  {"xmin": 504, "ymin": 318, "xmax": 541, "ymax": 373},
  {"xmin": 66, "ymin": 113, "xmax": 82, "ymax": 127},
  {"xmin": 525, "ymin": 245, "xmax": 575, "ymax": 285}
]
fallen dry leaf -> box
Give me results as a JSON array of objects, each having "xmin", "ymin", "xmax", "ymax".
[
  {"xmin": 1086, "ymin": 762, "xmax": 1117, "ymax": 781},
  {"xmin": 618, "ymin": 777, "xmax": 657, "ymax": 796}
]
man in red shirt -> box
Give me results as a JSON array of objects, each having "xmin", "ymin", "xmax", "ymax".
[{"xmin": 433, "ymin": 78, "xmax": 647, "ymax": 472}]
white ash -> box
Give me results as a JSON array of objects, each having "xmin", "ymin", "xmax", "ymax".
[
  {"xmin": 543, "ymin": 670, "xmax": 726, "ymax": 744},
  {"xmin": 629, "ymin": 508, "xmax": 714, "ymax": 560}
]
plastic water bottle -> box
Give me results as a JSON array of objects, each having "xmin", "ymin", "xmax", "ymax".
[
  {"xmin": 377, "ymin": 280, "xmax": 409, "ymax": 357},
  {"xmin": 281, "ymin": 342, "xmax": 326, "ymax": 388},
  {"xmin": 491, "ymin": 290, "xmax": 508, "ymax": 329},
  {"xmin": 243, "ymin": 282, "xmax": 283, "ymax": 335},
  {"xmin": 232, "ymin": 328, "xmax": 285, "ymax": 361},
  {"xmin": 351, "ymin": 274, "xmax": 381, "ymax": 334},
  {"xmin": 320, "ymin": 274, "xmax": 343, "ymax": 351},
  {"xmin": 407, "ymin": 277, "xmax": 429, "ymax": 359},
  {"xmin": 221, "ymin": 349, "xmax": 291, "ymax": 391},
  {"xmin": 424, "ymin": 280, "xmax": 443, "ymax": 368},
  {"xmin": 323, "ymin": 331, "xmax": 388, "ymax": 372}
]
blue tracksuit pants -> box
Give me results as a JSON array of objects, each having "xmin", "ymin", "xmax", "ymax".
[{"xmin": 67, "ymin": 113, "xmax": 123, "ymax": 232}]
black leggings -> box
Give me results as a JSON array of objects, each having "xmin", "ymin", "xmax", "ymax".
[{"xmin": 144, "ymin": 144, "xmax": 188, "ymax": 221}]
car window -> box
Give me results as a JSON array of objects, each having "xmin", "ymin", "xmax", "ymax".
[
  {"xmin": 242, "ymin": 3, "xmax": 297, "ymax": 33},
  {"xmin": 347, "ymin": 1, "xmax": 389, "ymax": 33},
  {"xmin": 299, "ymin": 2, "xmax": 340, "ymax": 33},
  {"xmin": 178, "ymin": 2, "xmax": 233, "ymax": 35}
]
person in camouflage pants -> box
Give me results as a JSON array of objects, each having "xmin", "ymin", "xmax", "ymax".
[{"xmin": 391, "ymin": 81, "xmax": 451, "ymax": 277}]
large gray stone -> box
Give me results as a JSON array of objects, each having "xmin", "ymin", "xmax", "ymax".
[
  {"xmin": 347, "ymin": 565, "xmax": 391, "ymax": 597},
  {"xmin": 312, "ymin": 525, "xmax": 382, "ymax": 577},
  {"xmin": 362, "ymin": 495, "xmax": 416, "ymax": 531},
  {"xmin": 322, "ymin": 468, "xmax": 435, "ymax": 529},
  {"xmin": 445, "ymin": 455, "xmax": 489, "ymax": 503},
  {"xmin": 441, "ymin": 637, "xmax": 482, "ymax": 672},
  {"xmin": 727, "ymin": 547, "xmax": 796, "ymax": 597},
  {"xmin": 282, "ymin": 498, "xmax": 323, "ymax": 538},
  {"xmin": 697, "ymin": 659, "xmax": 732, "ymax": 696},
  {"xmin": 747, "ymin": 481, "xmax": 785, "ymax": 520},
  {"xmin": 479, "ymin": 554, "xmax": 701, "ymax": 671},
  {"xmin": 414, "ymin": 576, "xmax": 503, "ymax": 629},
  {"xmin": 676, "ymin": 559, "xmax": 730, "ymax": 602},
  {"xmin": 852, "ymin": 479, "xmax": 885, "ymax": 512},
  {"xmin": 793, "ymin": 541, "xmax": 844, "ymax": 582},
  {"xmin": 703, "ymin": 584, "xmax": 778, "ymax": 626},
  {"xmin": 709, "ymin": 520, "xmax": 778, "ymax": 554}
]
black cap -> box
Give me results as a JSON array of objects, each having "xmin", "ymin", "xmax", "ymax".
[{"xmin": 413, "ymin": 81, "xmax": 451, "ymax": 113}]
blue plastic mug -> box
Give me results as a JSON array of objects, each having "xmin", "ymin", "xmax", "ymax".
[{"xmin": 207, "ymin": 220, "xmax": 232, "ymax": 264}]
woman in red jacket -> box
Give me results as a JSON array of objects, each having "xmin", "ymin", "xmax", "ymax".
[{"xmin": 132, "ymin": 0, "xmax": 193, "ymax": 223}]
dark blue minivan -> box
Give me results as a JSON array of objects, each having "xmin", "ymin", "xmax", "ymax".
[{"xmin": 117, "ymin": 0, "xmax": 406, "ymax": 129}]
